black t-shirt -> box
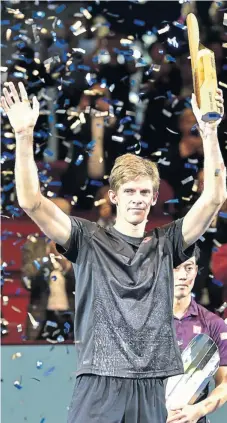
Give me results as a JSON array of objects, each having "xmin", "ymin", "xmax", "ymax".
[{"xmin": 57, "ymin": 217, "xmax": 196, "ymax": 378}]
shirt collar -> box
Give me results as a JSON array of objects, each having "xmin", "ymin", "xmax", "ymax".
[{"xmin": 183, "ymin": 297, "xmax": 199, "ymax": 318}]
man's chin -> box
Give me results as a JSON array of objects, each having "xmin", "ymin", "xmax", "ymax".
[{"xmin": 128, "ymin": 217, "xmax": 144, "ymax": 225}]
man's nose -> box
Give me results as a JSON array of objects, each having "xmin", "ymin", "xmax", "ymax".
[
  {"xmin": 132, "ymin": 194, "xmax": 143, "ymax": 203},
  {"xmin": 178, "ymin": 268, "xmax": 188, "ymax": 279}
]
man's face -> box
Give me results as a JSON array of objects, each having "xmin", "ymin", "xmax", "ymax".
[
  {"xmin": 173, "ymin": 257, "xmax": 198, "ymax": 300},
  {"xmin": 109, "ymin": 177, "xmax": 157, "ymax": 225}
]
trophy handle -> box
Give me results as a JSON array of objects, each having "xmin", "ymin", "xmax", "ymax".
[
  {"xmin": 186, "ymin": 13, "xmax": 219, "ymax": 122},
  {"xmin": 186, "ymin": 13, "xmax": 200, "ymax": 107}
]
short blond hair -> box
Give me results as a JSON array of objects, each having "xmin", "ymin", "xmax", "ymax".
[{"xmin": 109, "ymin": 153, "xmax": 160, "ymax": 193}]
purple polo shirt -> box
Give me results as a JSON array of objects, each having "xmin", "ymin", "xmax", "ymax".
[{"xmin": 174, "ymin": 298, "xmax": 227, "ymax": 366}]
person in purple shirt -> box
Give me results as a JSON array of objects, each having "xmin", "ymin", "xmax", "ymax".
[{"xmin": 167, "ymin": 253, "xmax": 227, "ymax": 423}]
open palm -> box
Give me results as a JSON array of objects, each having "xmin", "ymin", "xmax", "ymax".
[{"xmin": 1, "ymin": 81, "xmax": 39, "ymax": 133}]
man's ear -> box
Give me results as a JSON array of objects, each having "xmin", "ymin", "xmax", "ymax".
[
  {"xmin": 108, "ymin": 189, "xmax": 118, "ymax": 205},
  {"xmin": 151, "ymin": 191, "xmax": 159, "ymax": 206}
]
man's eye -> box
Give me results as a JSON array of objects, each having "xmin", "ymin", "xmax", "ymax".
[
  {"xmin": 125, "ymin": 189, "xmax": 133, "ymax": 193},
  {"xmin": 186, "ymin": 266, "xmax": 193, "ymax": 272}
]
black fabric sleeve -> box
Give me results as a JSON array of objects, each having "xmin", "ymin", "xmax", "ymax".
[
  {"xmin": 163, "ymin": 217, "xmax": 199, "ymax": 268},
  {"xmin": 56, "ymin": 216, "xmax": 97, "ymax": 263}
]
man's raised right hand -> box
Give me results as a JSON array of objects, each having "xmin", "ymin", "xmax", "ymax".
[{"xmin": 1, "ymin": 81, "xmax": 39, "ymax": 134}]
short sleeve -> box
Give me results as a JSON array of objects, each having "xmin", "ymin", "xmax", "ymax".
[
  {"xmin": 208, "ymin": 317, "xmax": 227, "ymax": 366},
  {"xmin": 163, "ymin": 218, "xmax": 199, "ymax": 268},
  {"xmin": 56, "ymin": 216, "xmax": 97, "ymax": 263}
]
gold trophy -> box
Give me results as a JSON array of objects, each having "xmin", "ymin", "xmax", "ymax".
[{"xmin": 186, "ymin": 13, "xmax": 220, "ymax": 122}]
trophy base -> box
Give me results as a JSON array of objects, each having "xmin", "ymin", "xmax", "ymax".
[{"xmin": 166, "ymin": 334, "xmax": 220, "ymax": 409}]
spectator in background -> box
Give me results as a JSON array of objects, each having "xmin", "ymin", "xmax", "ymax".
[
  {"xmin": 157, "ymin": 106, "xmax": 203, "ymax": 219},
  {"xmin": 1, "ymin": 43, "xmax": 55, "ymax": 209},
  {"xmin": 83, "ymin": 15, "xmax": 137, "ymax": 116},
  {"xmin": 59, "ymin": 83, "xmax": 119, "ymax": 209},
  {"xmin": 22, "ymin": 197, "xmax": 75, "ymax": 342},
  {"xmin": 194, "ymin": 189, "xmax": 227, "ymax": 313},
  {"xmin": 93, "ymin": 185, "xmax": 116, "ymax": 229},
  {"xmin": 211, "ymin": 242, "xmax": 227, "ymax": 320},
  {"xmin": 167, "ymin": 254, "xmax": 227, "ymax": 423},
  {"xmin": 140, "ymin": 41, "xmax": 182, "ymax": 155},
  {"xmin": 22, "ymin": 236, "xmax": 75, "ymax": 342}
]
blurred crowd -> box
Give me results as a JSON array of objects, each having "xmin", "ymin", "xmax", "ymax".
[{"xmin": 1, "ymin": 0, "xmax": 227, "ymax": 341}]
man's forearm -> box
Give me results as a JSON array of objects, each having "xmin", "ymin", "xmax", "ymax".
[
  {"xmin": 15, "ymin": 129, "xmax": 42, "ymax": 210},
  {"xmin": 201, "ymin": 127, "xmax": 227, "ymax": 204},
  {"xmin": 198, "ymin": 382, "xmax": 227, "ymax": 417}
]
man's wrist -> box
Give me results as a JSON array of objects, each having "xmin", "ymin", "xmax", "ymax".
[
  {"xmin": 195, "ymin": 401, "xmax": 207, "ymax": 419},
  {"xmin": 199, "ymin": 125, "xmax": 218, "ymax": 140},
  {"xmin": 15, "ymin": 128, "xmax": 34, "ymax": 136}
]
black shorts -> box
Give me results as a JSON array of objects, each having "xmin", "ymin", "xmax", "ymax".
[{"xmin": 67, "ymin": 374, "xmax": 167, "ymax": 423}]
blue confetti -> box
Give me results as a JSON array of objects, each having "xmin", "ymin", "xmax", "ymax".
[
  {"xmin": 11, "ymin": 23, "xmax": 22, "ymax": 31},
  {"xmin": 28, "ymin": 80, "xmax": 43, "ymax": 88},
  {"xmin": 219, "ymin": 211, "xmax": 227, "ymax": 219},
  {"xmin": 1, "ymin": 152, "xmax": 15, "ymax": 160},
  {"xmin": 86, "ymin": 140, "xmax": 96, "ymax": 150},
  {"xmin": 37, "ymin": 361, "xmax": 43, "ymax": 369},
  {"xmin": 48, "ymin": 181, "xmax": 62, "ymax": 186},
  {"xmin": 90, "ymin": 180, "xmax": 104, "ymax": 187},
  {"xmin": 212, "ymin": 279, "xmax": 223, "ymax": 287},
  {"xmin": 64, "ymin": 322, "xmax": 70, "ymax": 334},
  {"xmin": 184, "ymin": 163, "xmax": 198, "ymax": 171},
  {"xmin": 48, "ymin": 115, "xmax": 54, "ymax": 124},
  {"xmin": 46, "ymin": 321, "xmax": 58, "ymax": 328},
  {"xmin": 120, "ymin": 116, "xmax": 132, "ymax": 125},
  {"xmin": 55, "ymin": 123, "xmax": 66, "ymax": 130},
  {"xmin": 14, "ymin": 381, "xmax": 22, "ymax": 390},
  {"xmin": 78, "ymin": 64, "xmax": 91, "ymax": 71},
  {"xmin": 166, "ymin": 55, "xmax": 176, "ymax": 63},
  {"xmin": 33, "ymin": 11, "xmax": 45, "ymax": 19},
  {"xmin": 165, "ymin": 199, "xmax": 179, "ymax": 204},
  {"xmin": 33, "ymin": 260, "xmax": 41, "ymax": 270},
  {"xmin": 13, "ymin": 71, "xmax": 26, "ymax": 79},
  {"xmin": 3, "ymin": 182, "xmax": 14, "ymax": 192},
  {"xmin": 123, "ymin": 130, "xmax": 134, "ymax": 136},
  {"xmin": 56, "ymin": 4, "xmax": 66, "ymax": 13},
  {"xmin": 73, "ymin": 140, "xmax": 84, "ymax": 148},
  {"xmin": 68, "ymin": 63, "xmax": 76, "ymax": 72},
  {"xmin": 141, "ymin": 142, "xmax": 148, "ymax": 149},
  {"xmin": 44, "ymin": 149, "xmax": 54, "ymax": 157},
  {"xmin": 44, "ymin": 366, "xmax": 55, "ymax": 377},
  {"xmin": 75, "ymin": 155, "xmax": 84, "ymax": 166},
  {"xmin": 40, "ymin": 418, "xmax": 46, "ymax": 423},
  {"xmin": 133, "ymin": 19, "xmax": 145, "ymax": 26},
  {"xmin": 173, "ymin": 21, "xmax": 186, "ymax": 30}
]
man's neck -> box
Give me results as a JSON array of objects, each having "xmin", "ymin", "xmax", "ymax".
[
  {"xmin": 114, "ymin": 217, "xmax": 146, "ymax": 238},
  {"xmin": 173, "ymin": 295, "xmax": 192, "ymax": 319}
]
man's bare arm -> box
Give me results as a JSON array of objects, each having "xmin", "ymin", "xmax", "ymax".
[
  {"xmin": 182, "ymin": 89, "xmax": 227, "ymax": 248},
  {"xmin": 1, "ymin": 82, "xmax": 71, "ymax": 248},
  {"xmin": 167, "ymin": 367, "xmax": 227, "ymax": 422},
  {"xmin": 198, "ymin": 366, "xmax": 227, "ymax": 417}
]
